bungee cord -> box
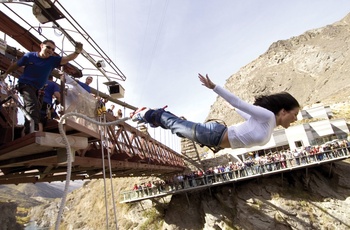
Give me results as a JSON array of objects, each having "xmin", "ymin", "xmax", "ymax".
[
  {"xmin": 104, "ymin": 122, "xmax": 119, "ymax": 229},
  {"xmin": 55, "ymin": 112, "xmax": 129, "ymax": 230},
  {"xmin": 99, "ymin": 114, "xmax": 119, "ymax": 229},
  {"xmin": 99, "ymin": 116, "xmax": 110, "ymax": 228}
]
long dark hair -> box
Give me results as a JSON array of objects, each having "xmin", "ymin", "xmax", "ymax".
[{"xmin": 254, "ymin": 92, "xmax": 299, "ymax": 115}]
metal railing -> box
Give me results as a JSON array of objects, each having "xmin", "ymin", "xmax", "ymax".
[{"xmin": 120, "ymin": 147, "xmax": 350, "ymax": 203}]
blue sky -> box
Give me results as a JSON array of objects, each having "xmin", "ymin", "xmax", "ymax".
[
  {"xmin": 58, "ymin": 0, "xmax": 350, "ymax": 122},
  {"xmin": 2, "ymin": 0, "xmax": 350, "ymax": 123}
]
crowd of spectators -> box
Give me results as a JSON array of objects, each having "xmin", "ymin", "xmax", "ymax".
[
  {"xmin": 132, "ymin": 180, "xmax": 168, "ymax": 197},
  {"xmin": 122, "ymin": 140, "xmax": 350, "ymax": 200}
]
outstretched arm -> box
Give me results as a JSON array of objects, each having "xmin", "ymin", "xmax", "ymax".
[
  {"xmin": 1, "ymin": 62, "xmax": 20, "ymax": 80},
  {"xmin": 60, "ymin": 42, "xmax": 83, "ymax": 65},
  {"xmin": 214, "ymin": 85, "xmax": 273, "ymax": 121},
  {"xmin": 236, "ymin": 109, "xmax": 251, "ymax": 120},
  {"xmin": 199, "ymin": 73, "xmax": 272, "ymax": 121},
  {"xmin": 198, "ymin": 73, "xmax": 215, "ymax": 89},
  {"xmin": 5, "ymin": 62, "xmax": 20, "ymax": 75}
]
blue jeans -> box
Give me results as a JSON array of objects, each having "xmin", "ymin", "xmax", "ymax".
[{"xmin": 159, "ymin": 111, "xmax": 227, "ymax": 147}]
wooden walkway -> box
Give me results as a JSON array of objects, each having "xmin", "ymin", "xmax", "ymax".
[
  {"xmin": 119, "ymin": 148, "xmax": 350, "ymax": 203},
  {"xmin": 0, "ymin": 116, "xmax": 186, "ymax": 184}
]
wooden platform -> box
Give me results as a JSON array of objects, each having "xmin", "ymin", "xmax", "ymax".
[
  {"xmin": 0, "ymin": 119, "xmax": 185, "ymax": 184},
  {"xmin": 0, "ymin": 131, "xmax": 88, "ymax": 162}
]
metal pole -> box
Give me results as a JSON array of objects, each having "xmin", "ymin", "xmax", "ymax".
[
  {"xmin": 60, "ymin": 35, "xmax": 66, "ymax": 116},
  {"xmin": 96, "ymin": 75, "xmax": 99, "ymax": 98},
  {"xmin": 185, "ymin": 192, "xmax": 190, "ymax": 206},
  {"xmin": 328, "ymin": 163, "xmax": 333, "ymax": 178}
]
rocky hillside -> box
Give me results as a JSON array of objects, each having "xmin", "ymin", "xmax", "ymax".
[
  {"xmin": 29, "ymin": 160, "xmax": 350, "ymax": 229},
  {"xmin": 8, "ymin": 12, "xmax": 350, "ymax": 230},
  {"xmin": 207, "ymin": 13, "xmax": 350, "ymax": 125},
  {"xmin": 0, "ymin": 182, "xmax": 83, "ymax": 228}
]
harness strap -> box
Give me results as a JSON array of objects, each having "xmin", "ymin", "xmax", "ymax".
[
  {"xmin": 191, "ymin": 122, "xmax": 224, "ymax": 154},
  {"xmin": 205, "ymin": 118, "xmax": 227, "ymax": 126},
  {"xmin": 150, "ymin": 109, "xmax": 166, "ymax": 128},
  {"xmin": 46, "ymin": 104, "xmax": 52, "ymax": 119},
  {"xmin": 191, "ymin": 123, "xmax": 199, "ymax": 143}
]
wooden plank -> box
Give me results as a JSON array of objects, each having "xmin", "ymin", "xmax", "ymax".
[
  {"xmin": 0, "ymin": 132, "xmax": 43, "ymax": 155},
  {"xmin": 0, "ymin": 171, "xmax": 38, "ymax": 179},
  {"xmin": 0, "ymin": 132, "xmax": 88, "ymax": 160},
  {"xmin": 0, "ymin": 151, "xmax": 57, "ymax": 168},
  {"xmin": 73, "ymin": 156, "xmax": 184, "ymax": 172},
  {"xmin": 36, "ymin": 132, "xmax": 87, "ymax": 149},
  {"xmin": 64, "ymin": 119, "xmax": 101, "ymax": 139}
]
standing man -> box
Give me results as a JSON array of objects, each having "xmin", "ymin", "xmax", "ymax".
[
  {"xmin": 107, "ymin": 104, "xmax": 115, "ymax": 117},
  {"xmin": 77, "ymin": 75, "xmax": 93, "ymax": 93},
  {"xmin": 1, "ymin": 39, "xmax": 83, "ymax": 134}
]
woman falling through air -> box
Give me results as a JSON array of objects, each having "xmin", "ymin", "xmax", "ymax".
[{"xmin": 131, "ymin": 73, "xmax": 300, "ymax": 151}]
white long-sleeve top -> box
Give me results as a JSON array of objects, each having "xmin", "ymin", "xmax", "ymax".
[{"xmin": 213, "ymin": 85, "xmax": 276, "ymax": 148}]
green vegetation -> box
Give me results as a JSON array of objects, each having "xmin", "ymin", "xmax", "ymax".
[
  {"xmin": 222, "ymin": 218, "xmax": 235, "ymax": 230},
  {"xmin": 246, "ymin": 203, "xmax": 262, "ymax": 214},
  {"xmin": 248, "ymin": 198, "xmax": 264, "ymax": 211},
  {"xmin": 271, "ymin": 192, "xmax": 280, "ymax": 199},
  {"xmin": 123, "ymin": 220, "xmax": 134, "ymax": 230},
  {"xmin": 299, "ymin": 201, "xmax": 316, "ymax": 223},
  {"xmin": 16, "ymin": 207, "xmax": 31, "ymax": 225},
  {"xmin": 274, "ymin": 212, "xmax": 284, "ymax": 223},
  {"xmin": 139, "ymin": 208, "xmax": 164, "ymax": 230},
  {"xmin": 283, "ymin": 186, "xmax": 313, "ymax": 201},
  {"xmin": 308, "ymin": 208, "xmax": 316, "ymax": 223},
  {"xmin": 299, "ymin": 200, "xmax": 308, "ymax": 207},
  {"xmin": 284, "ymin": 200, "xmax": 294, "ymax": 207},
  {"xmin": 225, "ymin": 226, "xmax": 241, "ymax": 230}
]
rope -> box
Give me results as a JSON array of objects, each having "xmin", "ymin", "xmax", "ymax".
[
  {"xmin": 105, "ymin": 124, "xmax": 119, "ymax": 229},
  {"xmin": 100, "ymin": 115, "xmax": 109, "ymax": 228},
  {"xmin": 99, "ymin": 114, "xmax": 118, "ymax": 229},
  {"xmin": 55, "ymin": 112, "xmax": 129, "ymax": 230}
]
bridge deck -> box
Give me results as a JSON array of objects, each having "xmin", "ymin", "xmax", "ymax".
[
  {"xmin": 120, "ymin": 149, "xmax": 350, "ymax": 203},
  {"xmin": 0, "ymin": 118, "xmax": 185, "ymax": 184}
]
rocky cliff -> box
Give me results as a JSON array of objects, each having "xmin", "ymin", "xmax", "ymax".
[
  {"xmin": 20, "ymin": 12, "xmax": 350, "ymax": 230},
  {"xmin": 29, "ymin": 160, "xmax": 350, "ymax": 229},
  {"xmin": 207, "ymin": 13, "xmax": 350, "ymax": 125}
]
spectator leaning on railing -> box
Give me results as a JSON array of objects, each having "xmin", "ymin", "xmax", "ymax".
[{"xmin": 123, "ymin": 142, "xmax": 350, "ymax": 201}]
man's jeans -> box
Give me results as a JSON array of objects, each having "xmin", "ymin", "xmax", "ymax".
[
  {"xmin": 18, "ymin": 83, "xmax": 40, "ymax": 134},
  {"xmin": 160, "ymin": 111, "xmax": 227, "ymax": 147}
]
